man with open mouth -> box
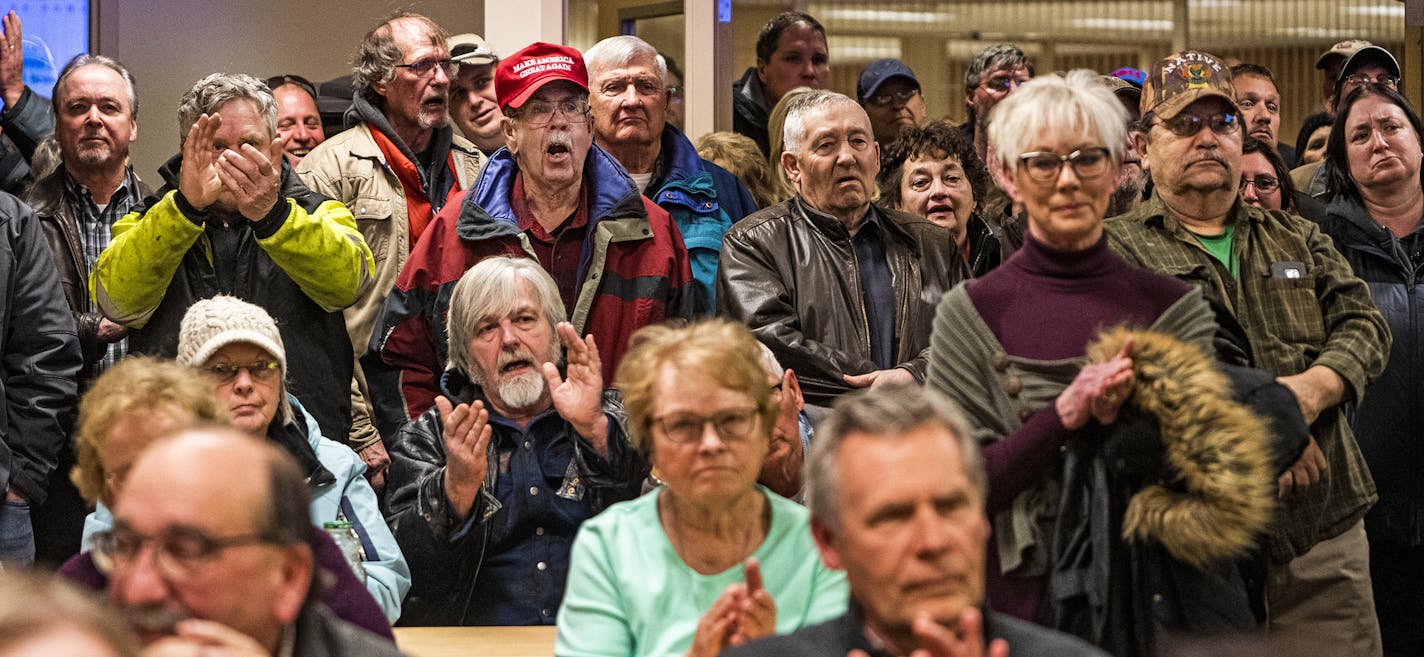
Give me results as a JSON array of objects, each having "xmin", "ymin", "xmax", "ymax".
[
  {"xmin": 370, "ymin": 40, "xmax": 695, "ymax": 427},
  {"xmin": 297, "ymin": 13, "xmax": 487, "ymax": 477},
  {"xmin": 383, "ymin": 256, "xmax": 643, "ymax": 625}
]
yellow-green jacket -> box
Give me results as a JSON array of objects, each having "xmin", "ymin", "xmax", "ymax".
[{"xmin": 92, "ymin": 154, "xmax": 373, "ymax": 444}]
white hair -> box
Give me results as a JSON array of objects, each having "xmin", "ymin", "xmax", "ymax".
[
  {"xmin": 781, "ymin": 89, "xmax": 864, "ymax": 155},
  {"xmin": 583, "ymin": 35, "xmax": 667, "ymax": 81},
  {"xmin": 986, "ymin": 69, "xmax": 1127, "ymax": 173},
  {"xmin": 445, "ymin": 257, "xmax": 567, "ymax": 375}
]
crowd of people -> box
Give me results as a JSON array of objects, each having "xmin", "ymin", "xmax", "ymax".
[{"xmin": 0, "ymin": 7, "xmax": 1416, "ymax": 657}]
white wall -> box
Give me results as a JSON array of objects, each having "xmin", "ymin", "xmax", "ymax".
[{"xmin": 96, "ymin": 0, "xmax": 483, "ymax": 177}]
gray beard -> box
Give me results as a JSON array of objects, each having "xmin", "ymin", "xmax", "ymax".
[{"xmin": 495, "ymin": 370, "xmax": 547, "ymax": 410}]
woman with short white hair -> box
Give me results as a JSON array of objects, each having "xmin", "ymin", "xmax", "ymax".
[{"xmin": 926, "ymin": 71, "xmax": 1276, "ymax": 655}]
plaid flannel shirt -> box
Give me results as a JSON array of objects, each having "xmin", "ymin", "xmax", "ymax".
[
  {"xmin": 65, "ymin": 169, "xmax": 142, "ymax": 372},
  {"xmin": 1105, "ymin": 192, "xmax": 1389, "ymax": 563}
]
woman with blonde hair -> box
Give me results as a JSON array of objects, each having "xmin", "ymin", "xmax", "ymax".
[
  {"xmin": 695, "ymin": 132, "xmax": 779, "ymax": 211},
  {"xmin": 767, "ymin": 86, "xmax": 817, "ymax": 203},
  {"xmin": 557, "ymin": 320, "xmax": 847, "ymax": 657}
]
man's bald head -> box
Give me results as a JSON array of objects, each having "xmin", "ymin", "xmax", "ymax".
[{"xmin": 108, "ymin": 430, "xmax": 314, "ymax": 649}]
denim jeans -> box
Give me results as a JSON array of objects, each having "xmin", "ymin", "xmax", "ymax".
[{"xmin": 0, "ymin": 498, "xmax": 35, "ymax": 566}]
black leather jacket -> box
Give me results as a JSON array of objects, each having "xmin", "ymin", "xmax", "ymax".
[
  {"xmin": 383, "ymin": 369, "xmax": 644, "ymax": 625},
  {"xmin": 0, "ymin": 191, "xmax": 81, "ymax": 504},
  {"xmin": 27, "ymin": 167, "xmax": 148, "ymax": 385},
  {"xmin": 717, "ymin": 197, "xmax": 967, "ymax": 406}
]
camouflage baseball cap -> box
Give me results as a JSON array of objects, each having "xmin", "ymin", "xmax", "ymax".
[
  {"xmin": 1140, "ymin": 51, "xmax": 1235, "ymax": 121},
  {"xmin": 1315, "ymin": 39, "xmax": 1373, "ymax": 69}
]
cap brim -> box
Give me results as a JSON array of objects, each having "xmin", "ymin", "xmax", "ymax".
[
  {"xmin": 1148, "ymin": 88, "xmax": 1236, "ymax": 120},
  {"xmin": 861, "ymin": 74, "xmax": 917, "ymax": 104},
  {"xmin": 453, "ymin": 52, "xmax": 497, "ymax": 65}
]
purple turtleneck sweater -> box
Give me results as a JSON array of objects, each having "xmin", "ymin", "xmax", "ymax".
[{"xmin": 964, "ymin": 229, "xmax": 1189, "ymax": 622}]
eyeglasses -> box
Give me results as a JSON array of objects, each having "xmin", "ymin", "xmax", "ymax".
[
  {"xmin": 979, "ymin": 76, "xmax": 1027, "ymax": 94},
  {"xmin": 1341, "ymin": 73, "xmax": 1399, "ymax": 90},
  {"xmin": 518, "ymin": 99, "xmax": 591, "ymax": 127},
  {"xmin": 866, "ymin": 88, "xmax": 920, "ymax": 108},
  {"xmin": 1240, "ymin": 176, "xmax": 1280, "ymax": 194},
  {"xmin": 92, "ymin": 525, "xmax": 275, "ymax": 579},
  {"xmin": 396, "ymin": 58, "xmax": 457, "ymax": 79},
  {"xmin": 1017, "ymin": 147, "xmax": 1112, "ymax": 183},
  {"xmin": 654, "ymin": 408, "xmax": 760, "ymax": 445},
  {"xmin": 1156, "ymin": 112, "xmax": 1240, "ymax": 138},
  {"xmin": 205, "ymin": 361, "xmax": 281, "ymax": 383}
]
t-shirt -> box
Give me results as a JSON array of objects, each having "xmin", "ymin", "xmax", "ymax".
[
  {"xmin": 555, "ymin": 487, "xmax": 849, "ymax": 657},
  {"xmin": 1192, "ymin": 224, "xmax": 1237, "ymax": 278}
]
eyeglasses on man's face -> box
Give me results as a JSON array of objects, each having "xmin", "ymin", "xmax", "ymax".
[
  {"xmin": 518, "ymin": 99, "xmax": 592, "ymax": 127},
  {"xmin": 1341, "ymin": 73, "xmax": 1399, "ymax": 90},
  {"xmin": 93, "ymin": 524, "xmax": 276, "ymax": 579},
  {"xmin": 1156, "ymin": 111, "xmax": 1240, "ymax": 138},
  {"xmin": 866, "ymin": 88, "xmax": 920, "ymax": 108},
  {"xmin": 979, "ymin": 75, "xmax": 1028, "ymax": 94},
  {"xmin": 397, "ymin": 58, "xmax": 457, "ymax": 79}
]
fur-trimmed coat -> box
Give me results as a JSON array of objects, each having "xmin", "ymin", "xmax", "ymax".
[{"xmin": 1048, "ymin": 328, "xmax": 1286, "ymax": 657}]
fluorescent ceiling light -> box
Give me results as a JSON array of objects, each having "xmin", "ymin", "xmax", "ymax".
[
  {"xmin": 1344, "ymin": 4, "xmax": 1404, "ymax": 17},
  {"xmin": 1274, "ymin": 26, "xmax": 1358, "ymax": 38},
  {"xmin": 1068, "ymin": 18, "xmax": 1174, "ymax": 31},
  {"xmin": 820, "ymin": 9, "xmax": 954, "ymax": 24}
]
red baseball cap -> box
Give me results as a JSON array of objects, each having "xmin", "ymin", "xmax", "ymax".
[{"xmin": 495, "ymin": 42, "xmax": 589, "ymax": 110}]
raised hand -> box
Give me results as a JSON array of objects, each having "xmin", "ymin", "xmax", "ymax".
[
  {"xmin": 906, "ymin": 608, "xmax": 1009, "ymax": 657},
  {"xmin": 543, "ymin": 322, "xmax": 608, "ymax": 450},
  {"xmin": 0, "ymin": 12, "xmax": 23, "ymax": 109},
  {"xmin": 729, "ymin": 558, "xmax": 778, "ymax": 646},
  {"xmin": 436, "ymin": 396, "xmax": 491, "ymax": 519},
  {"xmin": 179, "ymin": 114, "xmax": 225, "ymax": 211},
  {"xmin": 685, "ymin": 585, "xmax": 746, "ymax": 657},
  {"xmin": 217, "ymin": 138, "xmax": 286, "ymax": 221}
]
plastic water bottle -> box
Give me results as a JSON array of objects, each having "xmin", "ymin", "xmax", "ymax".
[{"xmin": 324, "ymin": 521, "xmax": 367, "ymax": 583}]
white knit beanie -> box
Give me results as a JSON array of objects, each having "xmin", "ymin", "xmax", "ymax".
[{"xmin": 177, "ymin": 295, "xmax": 287, "ymax": 371}]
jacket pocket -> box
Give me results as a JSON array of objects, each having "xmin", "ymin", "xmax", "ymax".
[
  {"xmin": 1262, "ymin": 275, "xmax": 1327, "ymax": 344},
  {"xmin": 349, "ymin": 196, "xmax": 395, "ymax": 264}
]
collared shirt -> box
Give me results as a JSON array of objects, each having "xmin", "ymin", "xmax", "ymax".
[
  {"xmin": 447, "ymin": 404, "xmax": 621, "ymax": 625},
  {"xmin": 512, "ymin": 173, "xmax": 589, "ymax": 317},
  {"xmin": 850, "ymin": 207, "xmax": 897, "ymax": 370},
  {"xmin": 64, "ymin": 168, "xmax": 142, "ymax": 370},
  {"xmin": 1105, "ymin": 192, "xmax": 1388, "ymax": 562}
]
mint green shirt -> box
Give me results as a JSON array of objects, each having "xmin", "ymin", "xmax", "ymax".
[
  {"xmin": 1191, "ymin": 224, "xmax": 1237, "ymax": 278},
  {"xmin": 555, "ymin": 487, "xmax": 849, "ymax": 657}
]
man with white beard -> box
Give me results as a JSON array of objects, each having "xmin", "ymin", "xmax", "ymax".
[{"xmin": 383, "ymin": 256, "xmax": 644, "ymax": 625}]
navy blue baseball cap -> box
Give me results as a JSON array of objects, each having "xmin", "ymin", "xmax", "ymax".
[{"xmin": 857, "ymin": 58, "xmax": 919, "ymax": 105}]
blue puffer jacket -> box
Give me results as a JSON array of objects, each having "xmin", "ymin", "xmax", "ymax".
[{"xmin": 650, "ymin": 125, "xmax": 757, "ymax": 315}]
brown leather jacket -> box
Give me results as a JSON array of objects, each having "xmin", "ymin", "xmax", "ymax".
[
  {"xmin": 717, "ymin": 197, "xmax": 968, "ymax": 406},
  {"xmin": 26, "ymin": 167, "xmax": 148, "ymax": 385}
]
